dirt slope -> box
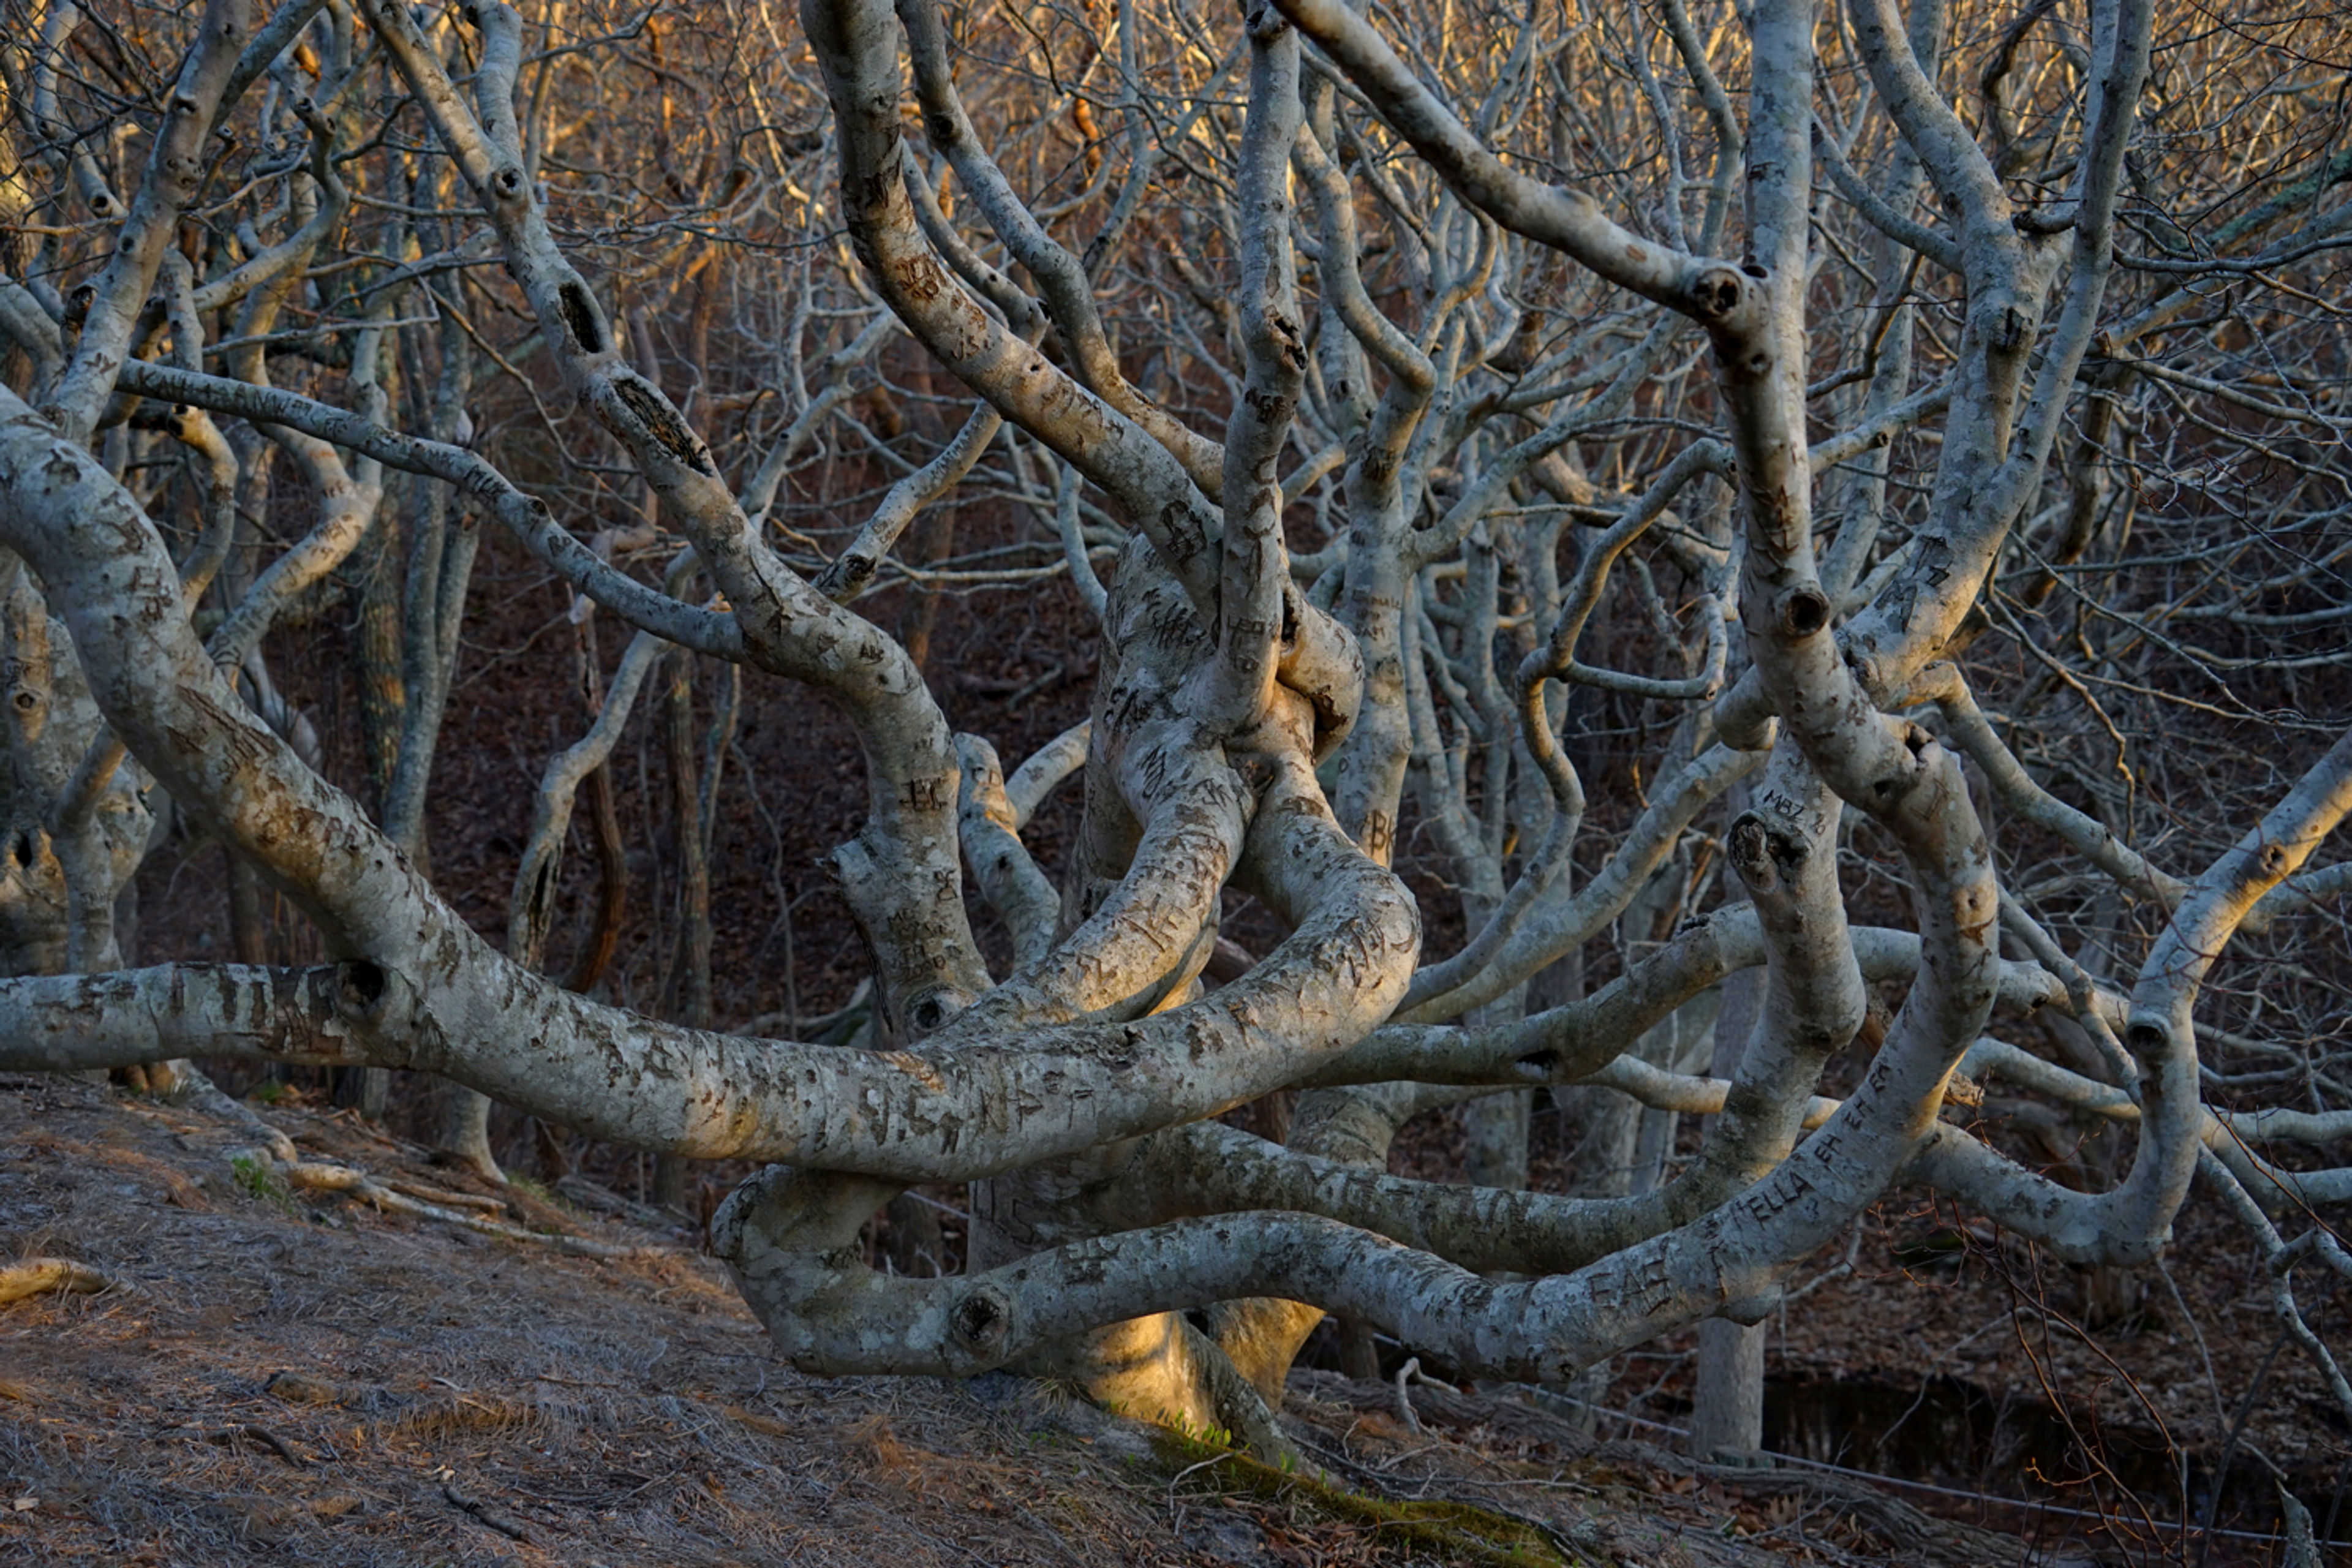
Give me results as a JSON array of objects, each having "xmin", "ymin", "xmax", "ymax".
[{"xmin": 1, "ymin": 1074, "xmax": 2059, "ymax": 1567}]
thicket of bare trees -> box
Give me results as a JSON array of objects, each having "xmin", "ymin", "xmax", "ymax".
[{"xmin": 0, "ymin": 0, "xmax": 2346, "ymax": 1520}]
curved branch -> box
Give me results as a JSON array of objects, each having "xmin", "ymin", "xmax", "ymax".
[
  {"xmin": 43, "ymin": 0, "xmax": 254, "ymax": 442},
  {"xmin": 0, "ymin": 389, "xmax": 1419, "ymax": 1180},
  {"xmin": 508, "ymin": 632, "xmax": 666, "ymax": 971},
  {"xmin": 116, "ymin": 358, "xmax": 741, "ymax": 659},
  {"xmin": 363, "ymin": 0, "xmax": 995, "ymax": 1032},
  {"xmin": 956, "ymin": 734, "xmax": 1060, "ymax": 967},
  {"xmin": 896, "ymin": 0, "xmax": 1227, "ymax": 500},
  {"xmin": 1005, "ymin": 721, "xmax": 1091, "ymax": 829}
]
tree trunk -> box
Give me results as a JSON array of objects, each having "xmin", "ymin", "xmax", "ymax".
[
  {"xmin": 1689, "ymin": 956, "xmax": 1766, "ymax": 1461},
  {"xmin": 336, "ymin": 478, "xmax": 407, "ymax": 1118},
  {"xmin": 652, "ymin": 645, "xmax": 712, "ymax": 1215}
]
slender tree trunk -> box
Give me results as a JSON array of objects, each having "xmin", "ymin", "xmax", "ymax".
[
  {"xmin": 336, "ymin": 486, "xmax": 407, "ymax": 1118},
  {"xmin": 895, "ymin": 501, "xmax": 959, "ymax": 672},
  {"xmin": 565, "ymin": 612, "xmax": 629, "ymax": 993},
  {"xmin": 652, "ymin": 646, "xmax": 712, "ymax": 1215},
  {"xmin": 1689, "ymin": 924, "xmax": 1768, "ymax": 1460},
  {"xmin": 1462, "ymin": 1088, "xmax": 1531, "ymax": 1193}
]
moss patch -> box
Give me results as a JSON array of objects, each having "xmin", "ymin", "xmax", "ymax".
[{"xmin": 1152, "ymin": 1428, "xmax": 1581, "ymax": 1566}]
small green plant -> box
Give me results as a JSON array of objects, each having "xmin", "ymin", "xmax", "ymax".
[
  {"xmin": 230, "ymin": 1153, "xmax": 295, "ymax": 1213},
  {"xmin": 253, "ymin": 1081, "xmax": 287, "ymax": 1106},
  {"xmin": 505, "ymin": 1175, "xmax": 567, "ymax": 1231},
  {"xmin": 1161, "ymin": 1412, "xmax": 1238, "ymax": 1450}
]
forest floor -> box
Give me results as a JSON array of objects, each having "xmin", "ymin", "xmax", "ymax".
[{"xmin": 0, "ymin": 1072, "xmax": 2108, "ymax": 1568}]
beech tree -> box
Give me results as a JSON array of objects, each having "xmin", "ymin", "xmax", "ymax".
[{"xmin": 1, "ymin": 0, "xmax": 2348, "ymax": 1487}]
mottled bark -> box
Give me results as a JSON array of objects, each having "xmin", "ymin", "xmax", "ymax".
[{"xmin": 0, "ymin": 0, "xmax": 2337, "ymax": 1478}]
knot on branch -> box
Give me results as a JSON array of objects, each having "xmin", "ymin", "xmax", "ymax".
[
  {"xmin": 1775, "ymin": 586, "xmax": 1831, "ymax": 639},
  {"xmin": 1975, "ymin": 290, "xmax": 2031, "ymax": 353},
  {"xmin": 816, "ymin": 551, "xmax": 878, "ymax": 598},
  {"xmin": 611, "ymin": 371, "xmax": 715, "ymax": 477},
  {"xmin": 902, "ymin": 986, "xmax": 963, "ymax": 1035},
  {"xmin": 1271, "ymin": 309, "xmax": 1306, "ymax": 371},
  {"xmin": 949, "ymin": 1284, "xmax": 1012, "ymax": 1357},
  {"xmin": 1727, "ymin": 810, "xmax": 1806, "ymax": 894},
  {"xmin": 334, "ymin": 960, "xmax": 388, "ymax": 1020},
  {"xmin": 555, "ymin": 281, "xmax": 606, "ymax": 354},
  {"xmin": 1687, "ymin": 265, "xmax": 1747, "ymax": 323},
  {"xmin": 1242, "ymin": 2, "xmax": 1292, "ymax": 40},
  {"xmin": 1242, "ymin": 385, "xmax": 1295, "ymax": 425}
]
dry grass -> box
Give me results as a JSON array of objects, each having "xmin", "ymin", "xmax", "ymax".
[{"xmin": 1, "ymin": 1074, "xmax": 2064, "ymax": 1566}]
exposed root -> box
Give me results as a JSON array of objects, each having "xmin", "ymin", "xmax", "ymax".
[
  {"xmin": 0, "ymin": 1257, "xmax": 113, "ymax": 1306},
  {"xmin": 382, "ymin": 1177, "xmax": 510, "ymax": 1213},
  {"xmin": 442, "ymin": 1482, "xmax": 533, "ymax": 1542},
  {"xmin": 1692, "ymin": 1460, "xmax": 2024, "ymax": 1567},
  {"xmin": 554, "ymin": 1172, "xmax": 684, "ymax": 1228},
  {"xmin": 173, "ymin": 1065, "xmax": 297, "ymax": 1162},
  {"xmin": 203, "ymin": 1422, "xmax": 305, "ymax": 1468},
  {"xmin": 282, "ymin": 1161, "xmax": 673, "ymax": 1259},
  {"xmin": 168, "ymin": 1071, "xmax": 678, "ymax": 1259}
]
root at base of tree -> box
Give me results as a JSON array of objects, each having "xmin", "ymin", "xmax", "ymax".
[{"xmin": 0, "ymin": 1257, "xmax": 114, "ymax": 1306}]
